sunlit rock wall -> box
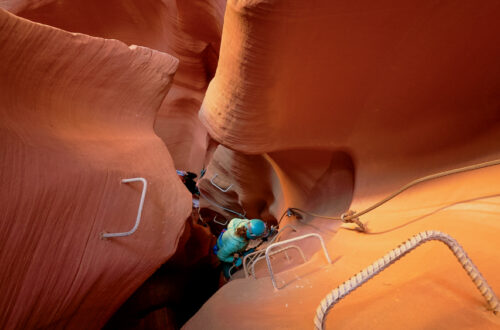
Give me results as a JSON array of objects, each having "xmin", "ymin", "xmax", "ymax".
[
  {"xmin": 198, "ymin": 0, "xmax": 500, "ymax": 225},
  {"xmin": 187, "ymin": 1, "xmax": 500, "ymax": 329}
]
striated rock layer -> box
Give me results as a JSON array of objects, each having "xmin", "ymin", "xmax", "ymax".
[
  {"xmin": 188, "ymin": 0, "xmax": 500, "ymax": 329},
  {"xmin": 0, "ymin": 9, "xmax": 192, "ymax": 329},
  {"xmin": 200, "ymin": 0, "xmax": 500, "ymax": 202},
  {"xmin": 12, "ymin": 0, "xmax": 226, "ymax": 173},
  {"xmin": 1, "ymin": 0, "xmax": 499, "ymax": 328}
]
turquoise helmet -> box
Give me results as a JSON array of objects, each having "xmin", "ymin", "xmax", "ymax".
[{"xmin": 246, "ymin": 219, "xmax": 268, "ymax": 239}]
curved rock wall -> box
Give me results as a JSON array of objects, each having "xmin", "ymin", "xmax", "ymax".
[
  {"xmin": 202, "ymin": 0, "xmax": 500, "ymax": 152},
  {"xmin": 198, "ymin": 147, "xmax": 355, "ymax": 231},
  {"xmin": 14, "ymin": 0, "xmax": 226, "ymax": 173},
  {"xmin": 0, "ymin": 8, "xmax": 192, "ymax": 329},
  {"xmin": 198, "ymin": 0, "xmax": 500, "ymax": 223},
  {"xmin": 188, "ymin": 1, "xmax": 500, "ymax": 328},
  {"xmin": 2, "ymin": 0, "xmax": 500, "ymax": 328}
]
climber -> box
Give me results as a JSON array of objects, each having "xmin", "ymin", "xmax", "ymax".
[{"xmin": 213, "ymin": 218, "xmax": 275, "ymax": 279}]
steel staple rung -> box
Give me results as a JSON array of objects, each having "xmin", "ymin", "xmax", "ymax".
[
  {"xmin": 251, "ymin": 245, "xmax": 307, "ymax": 279},
  {"xmin": 102, "ymin": 177, "xmax": 147, "ymax": 238}
]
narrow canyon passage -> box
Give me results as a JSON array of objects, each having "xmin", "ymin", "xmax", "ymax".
[{"xmin": 1, "ymin": 1, "xmax": 499, "ymax": 329}]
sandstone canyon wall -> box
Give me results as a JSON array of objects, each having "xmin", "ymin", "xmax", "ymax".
[
  {"xmin": 188, "ymin": 0, "xmax": 500, "ymax": 329},
  {"xmin": 196, "ymin": 0, "xmax": 500, "ymax": 239},
  {"xmin": 14, "ymin": 0, "xmax": 226, "ymax": 173},
  {"xmin": 0, "ymin": 7, "xmax": 194, "ymax": 329},
  {"xmin": 1, "ymin": 1, "xmax": 229, "ymax": 328},
  {"xmin": 1, "ymin": 0, "xmax": 500, "ymax": 329},
  {"xmin": 200, "ymin": 0, "xmax": 500, "ymax": 196}
]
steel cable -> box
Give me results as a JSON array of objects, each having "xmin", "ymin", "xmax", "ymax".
[{"xmin": 281, "ymin": 159, "xmax": 500, "ymax": 231}]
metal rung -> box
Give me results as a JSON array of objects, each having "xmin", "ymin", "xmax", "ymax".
[
  {"xmin": 266, "ymin": 233, "xmax": 332, "ymax": 290},
  {"xmin": 228, "ymin": 264, "xmax": 237, "ymax": 279},
  {"xmin": 101, "ymin": 177, "xmax": 147, "ymax": 238},
  {"xmin": 213, "ymin": 215, "xmax": 229, "ymax": 226},
  {"xmin": 251, "ymin": 245, "xmax": 306, "ymax": 278},
  {"xmin": 210, "ymin": 174, "xmax": 233, "ymax": 192},
  {"xmin": 243, "ymin": 224, "xmax": 298, "ymax": 278}
]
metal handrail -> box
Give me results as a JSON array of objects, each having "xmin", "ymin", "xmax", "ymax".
[
  {"xmin": 228, "ymin": 265, "xmax": 237, "ymax": 279},
  {"xmin": 102, "ymin": 177, "xmax": 147, "ymax": 238},
  {"xmin": 251, "ymin": 245, "xmax": 307, "ymax": 278},
  {"xmin": 243, "ymin": 249, "xmax": 266, "ymax": 278},
  {"xmin": 243, "ymin": 224, "xmax": 298, "ymax": 278},
  {"xmin": 266, "ymin": 233, "xmax": 332, "ymax": 290},
  {"xmin": 210, "ymin": 174, "xmax": 233, "ymax": 192}
]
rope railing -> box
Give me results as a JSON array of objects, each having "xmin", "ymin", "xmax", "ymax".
[
  {"xmin": 314, "ymin": 230, "xmax": 499, "ymax": 329},
  {"xmin": 281, "ymin": 159, "xmax": 500, "ymax": 232}
]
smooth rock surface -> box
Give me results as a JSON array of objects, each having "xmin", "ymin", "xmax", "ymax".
[
  {"xmin": 13, "ymin": 0, "xmax": 226, "ymax": 173},
  {"xmin": 2, "ymin": 0, "xmax": 500, "ymax": 329},
  {"xmin": 197, "ymin": 0, "xmax": 500, "ymax": 231},
  {"xmin": 187, "ymin": 0, "xmax": 500, "ymax": 329},
  {"xmin": 0, "ymin": 9, "xmax": 191, "ymax": 329}
]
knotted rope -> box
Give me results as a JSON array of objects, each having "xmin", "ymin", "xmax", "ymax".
[{"xmin": 281, "ymin": 159, "xmax": 500, "ymax": 231}]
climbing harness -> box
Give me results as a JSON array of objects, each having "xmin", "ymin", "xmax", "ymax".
[
  {"xmin": 280, "ymin": 158, "xmax": 500, "ymax": 232},
  {"xmin": 314, "ymin": 230, "xmax": 500, "ymax": 330}
]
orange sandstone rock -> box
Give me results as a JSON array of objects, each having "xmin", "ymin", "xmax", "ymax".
[
  {"xmin": 197, "ymin": 0, "xmax": 500, "ymax": 225},
  {"xmin": 0, "ymin": 9, "xmax": 191, "ymax": 329},
  {"xmin": 13, "ymin": 0, "xmax": 226, "ymax": 173},
  {"xmin": 1, "ymin": 0, "xmax": 500, "ymax": 329}
]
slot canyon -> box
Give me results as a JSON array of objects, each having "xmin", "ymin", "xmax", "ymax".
[{"xmin": 1, "ymin": 0, "xmax": 499, "ymax": 329}]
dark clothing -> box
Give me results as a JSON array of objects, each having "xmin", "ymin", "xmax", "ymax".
[{"xmin": 177, "ymin": 170, "xmax": 200, "ymax": 195}]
